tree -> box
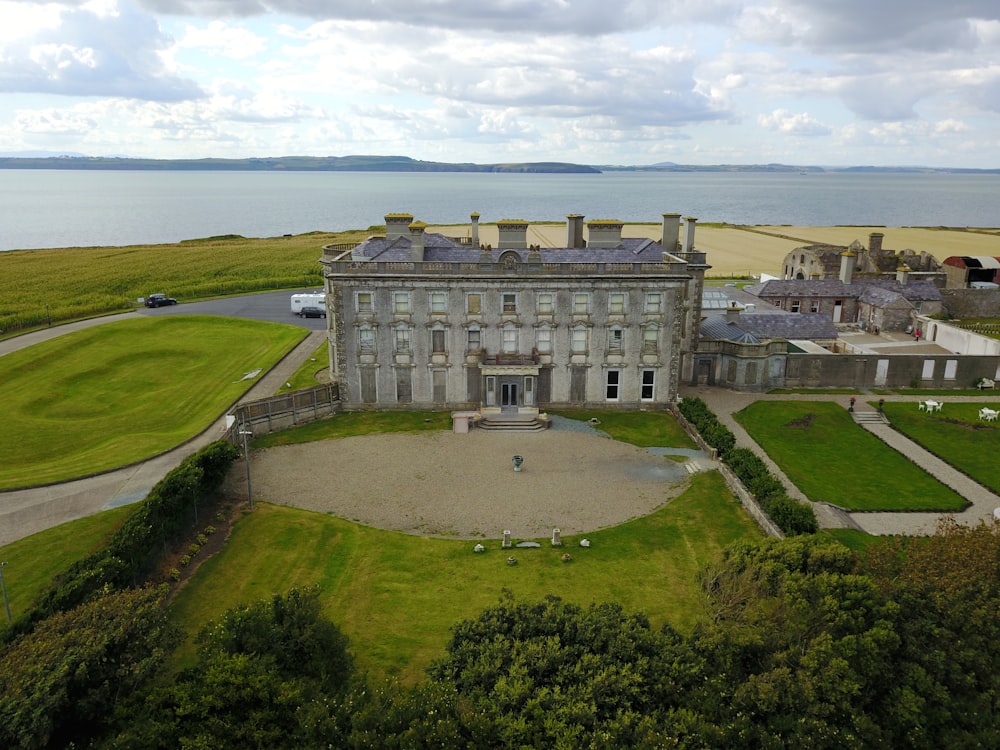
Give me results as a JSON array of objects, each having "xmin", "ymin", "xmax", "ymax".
[{"xmin": 0, "ymin": 586, "xmax": 176, "ymax": 750}]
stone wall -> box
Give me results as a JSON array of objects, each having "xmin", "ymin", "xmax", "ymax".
[{"xmin": 941, "ymin": 288, "xmax": 1000, "ymax": 319}]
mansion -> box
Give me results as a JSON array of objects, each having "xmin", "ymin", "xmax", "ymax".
[{"xmin": 320, "ymin": 212, "xmax": 708, "ymax": 413}]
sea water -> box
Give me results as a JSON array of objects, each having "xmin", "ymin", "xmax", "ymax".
[{"xmin": 1, "ymin": 169, "xmax": 998, "ymax": 251}]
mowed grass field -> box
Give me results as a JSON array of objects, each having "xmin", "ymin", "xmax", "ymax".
[
  {"xmin": 169, "ymin": 470, "xmax": 760, "ymax": 683},
  {"xmin": 0, "ymin": 229, "xmax": 368, "ymax": 334},
  {"xmin": 734, "ymin": 401, "xmax": 967, "ymax": 512},
  {"xmin": 0, "ymin": 315, "xmax": 306, "ymax": 489},
  {"xmin": 881, "ymin": 400, "xmax": 1000, "ymax": 496}
]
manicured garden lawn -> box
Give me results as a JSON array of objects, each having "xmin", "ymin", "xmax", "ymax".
[
  {"xmin": 252, "ymin": 410, "xmax": 454, "ymax": 448},
  {"xmin": 0, "ymin": 315, "xmax": 305, "ymax": 489},
  {"xmin": 275, "ymin": 341, "xmax": 330, "ymax": 394},
  {"xmin": 881, "ymin": 400, "xmax": 1000, "ymax": 495},
  {"xmin": 168, "ymin": 470, "xmax": 761, "ymax": 684},
  {"xmin": 735, "ymin": 401, "xmax": 967, "ymax": 511}
]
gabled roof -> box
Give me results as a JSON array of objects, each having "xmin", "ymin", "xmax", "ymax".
[{"xmin": 743, "ymin": 278, "xmax": 941, "ymax": 303}]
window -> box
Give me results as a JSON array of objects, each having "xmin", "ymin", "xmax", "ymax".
[
  {"xmin": 535, "ymin": 328, "xmax": 552, "ymax": 353},
  {"xmin": 502, "ymin": 326, "xmax": 517, "ymax": 353},
  {"xmin": 644, "ymin": 293, "xmax": 662, "ymax": 314},
  {"xmin": 642, "ymin": 328, "xmax": 658, "ymax": 354},
  {"xmin": 502, "ymin": 292, "xmax": 517, "ymax": 314},
  {"xmin": 605, "ymin": 369, "xmax": 621, "ymax": 400},
  {"xmin": 609, "ymin": 292, "xmax": 625, "ymax": 315},
  {"xmin": 466, "ymin": 293, "xmax": 482, "ymax": 315},
  {"xmin": 356, "ymin": 291, "xmax": 373, "ymax": 313},
  {"xmin": 430, "ymin": 291, "xmax": 447, "ymax": 314},
  {"xmin": 641, "ymin": 369, "xmax": 655, "ymax": 400},
  {"xmin": 608, "ymin": 327, "xmax": 624, "ymax": 354},
  {"xmin": 573, "ymin": 293, "xmax": 590, "ymax": 315},
  {"xmin": 790, "ymin": 299, "xmax": 801, "ymax": 313},
  {"xmin": 571, "ymin": 327, "xmax": 588, "ymax": 354},
  {"xmin": 394, "ymin": 326, "xmax": 411, "ymax": 352},
  {"xmin": 432, "ymin": 329, "xmax": 445, "ymax": 353},
  {"xmin": 773, "ymin": 300, "xmax": 783, "ymax": 309},
  {"xmin": 467, "ymin": 328, "xmax": 481, "ymax": 351},
  {"xmin": 359, "ymin": 328, "xmax": 375, "ymax": 353},
  {"xmin": 537, "ymin": 292, "xmax": 554, "ymax": 315},
  {"xmin": 810, "ymin": 300, "xmax": 820, "ymax": 313},
  {"xmin": 393, "ymin": 291, "xmax": 410, "ymax": 314}
]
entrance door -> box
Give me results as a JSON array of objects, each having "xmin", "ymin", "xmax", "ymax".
[{"xmin": 500, "ymin": 380, "xmax": 519, "ymax": 409}]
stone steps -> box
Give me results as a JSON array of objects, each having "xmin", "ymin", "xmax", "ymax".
[
  {"xmin": 476, "ymin": 417, "xmax": 550, "ymax": 432},
  {"xmin": 852, "ymin": 410, "xmax": 888, "ymax": 425}
]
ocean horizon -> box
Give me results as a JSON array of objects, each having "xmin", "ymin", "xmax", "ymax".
[{"xmin": 2, "ymin": 169, "xmax": 999, "ymax": 251}]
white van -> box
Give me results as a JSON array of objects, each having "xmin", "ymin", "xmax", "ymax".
[{"xmin": 291, "ymin": 292, "xmax": 325, "ymax": 315}]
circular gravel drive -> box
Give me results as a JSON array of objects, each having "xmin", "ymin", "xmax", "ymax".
[{"xmin": 240, "ymin": 429, "xmax": 693, "ymax": 540}]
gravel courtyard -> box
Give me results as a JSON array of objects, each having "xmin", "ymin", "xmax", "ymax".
[{"xmin": 233, "ymin": 428, "xmax": 694, "ymax": 540}]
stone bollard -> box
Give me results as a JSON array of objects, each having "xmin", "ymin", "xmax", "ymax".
[
  {"xmin": 551, "ymin": 528, "xmax": 562, "ymax": 547},
  {"xmin": 502, "ymin": 529, "xmax": 512, "ymax": 548}
]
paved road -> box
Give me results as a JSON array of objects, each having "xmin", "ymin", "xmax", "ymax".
[{"xmin": 0, "ymin": 293, "xmax": 328, "ymax": 546}]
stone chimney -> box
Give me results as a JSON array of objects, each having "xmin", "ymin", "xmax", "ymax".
[
  {"xmin": 839, "ymin": 248, "xmax": 857, "ymax": 284},
  {"xmin": 566, "ymin": 214, "xmax": 585, "ymax": 248},
  {"xmin": 409, "ymin": 221, "xmax": 426, "ymax": 261},
  {"xmin": 869, "ymin": 232, "xmax": 884, "ymax": 255},
  {"xmin": 497, "ymin": 220, "xmax": 528, "ymax": 249},
  {"xmin": 471, "ymin": 212, "xmax": 480, "ymax": 247},
  {"xmin": 385, "ymin": 213, "xmax": 414, "ymax": 241},
  {"xmin": 896, "ymin": 265, "xmax": 910, "ymax": 285},
  {"xmin": 587, "ymin": 220, "xmax": 623, "ymax": 249},
  {"xmin": 683, "ymin": 217, "xmax": 698, "ymax": 252},
  {"xmin": 725, "ymin": 302, "xmax": 741, "ymax": 324},
  {"xmin": 661, "ymin": 213, "xmax": 681, "ymax": 252}
]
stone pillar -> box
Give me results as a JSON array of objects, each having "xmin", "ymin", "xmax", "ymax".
[
  {"xmin": 551, "ymin": 528, "xmax": 562, "ymax": 546},
  {"xmin": 661, "ymin": 213, "xmax": 681, "ymax": 251},
  {"xmin": 502, "ymin": 530, "xmax": 512, "ymax": 548},
  {"xmin": 683, "ymin": 216, "xmax": 697, "ymax": 252}
]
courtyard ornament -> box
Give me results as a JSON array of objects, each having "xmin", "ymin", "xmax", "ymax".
[{"xmin": 512, "ymin": 455, "xmax": 524, "ymax": 472}]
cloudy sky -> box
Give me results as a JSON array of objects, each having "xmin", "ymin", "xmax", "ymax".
[{"xmin": 1, "ymin": 0, "xmax": 999, "ymax": 167}]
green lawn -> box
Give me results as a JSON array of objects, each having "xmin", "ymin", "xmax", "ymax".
[
  {"xmin": 0, "ymin": 316, "xmax": 306, "ymax": 489},
  {"xmin": 735, "ymin": 401, "xmax": 967, "ymax": 512},
  {"xmin": 552, "ymin": 409, "xmax": 697, "ymax": 448},
  {"xmin": 168, "ymin": 470, "xmax": 760, "ymax": 684},
  {"xmin": 0, "ymin": 506, "xmax": 132, "ymax": 633},
  {"xmin": 275, "ymin": 341, "xmax": 330, "ymax": 394},
  {"xmin": 881, "ymin": 400, "xmax": 1000, "ymax": 495}
]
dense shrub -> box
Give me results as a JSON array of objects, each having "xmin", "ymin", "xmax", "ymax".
[
  {"xmin": 680, "ymin": 399, "xmax": 817, "ymax": 536},
  {"xmin": 8, "ymin": 441, "xmax": 240, "ymax": 639}
]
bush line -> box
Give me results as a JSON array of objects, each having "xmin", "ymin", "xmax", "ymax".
[{"xmin": 678, "ymin": 397, "xmax": 818, "ymax": 535}]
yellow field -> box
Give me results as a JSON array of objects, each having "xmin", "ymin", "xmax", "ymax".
[{"xmin": 431, "ymin": 223, "xmax": 1000, "ymax": 278}]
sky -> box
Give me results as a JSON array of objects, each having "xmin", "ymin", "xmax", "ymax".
[{"xmin": 1, "ymin": 1, "xmax": 999, "ymax": 167}]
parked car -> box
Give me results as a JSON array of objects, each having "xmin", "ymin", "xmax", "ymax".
[
  {"xmin": 145, "ymin": 293, "xmax": 177, "ymax": 308},
  {"xmin": 299, "ymin": 306, "xmax": 326, "ymax": 318}
]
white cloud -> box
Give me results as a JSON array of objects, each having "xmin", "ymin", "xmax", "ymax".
[{"xmin": 758, "ymin": 109, "xmax": 830, "ymax": 136}]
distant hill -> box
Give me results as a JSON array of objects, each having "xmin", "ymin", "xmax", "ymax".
[
  {"xmin": 0, "ymin": 155, "xmax": 600, "ymax": 174},
  {"xmin": 0, "ymin": 154, "xmax": 995, "ymax": 174}
]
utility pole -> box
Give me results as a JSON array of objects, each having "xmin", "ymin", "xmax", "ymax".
[
  {"xmin": 239, "ymin": 420, "xmax": 254, "ymax": 510},
  {"xmin": 0, "ymin": 562, "xmax": 11, "ymax": 623}
]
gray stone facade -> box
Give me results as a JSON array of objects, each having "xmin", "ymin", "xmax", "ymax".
[{"xmin": 320, "ymin": 213, "xmax": 708, "ymax": 411}]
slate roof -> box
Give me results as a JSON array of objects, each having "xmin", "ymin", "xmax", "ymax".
[
  {"xmin": 739, "ymin": 312, "xmax": 838, "ymax": 340},
  {"xmin": 743, "ymin": 278, "xmax": 941, "ymax": 304},
  {"xmin": 352, "ymin": 232, "xmax": 672, "ymax": 264},
  {"xmin": 700, "ymin": 308, "xmax": 838, "ymax": 343},
  {"xmin": 699, "ymin": 316, "xmax": 761, "ymax": 344}
]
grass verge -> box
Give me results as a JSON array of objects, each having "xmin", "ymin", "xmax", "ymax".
[
  {"xmin": 0, "ymin": 316, "xmax": 306, "ymax": 489},
  {"xmin": 735, "ymin": 401, "xmax": 967, "ymax": 511}
]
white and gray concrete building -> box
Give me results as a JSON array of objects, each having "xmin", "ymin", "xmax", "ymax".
[{"xmin": 320, "ymin": 212, "xmax": 708, "ymax": 415}]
